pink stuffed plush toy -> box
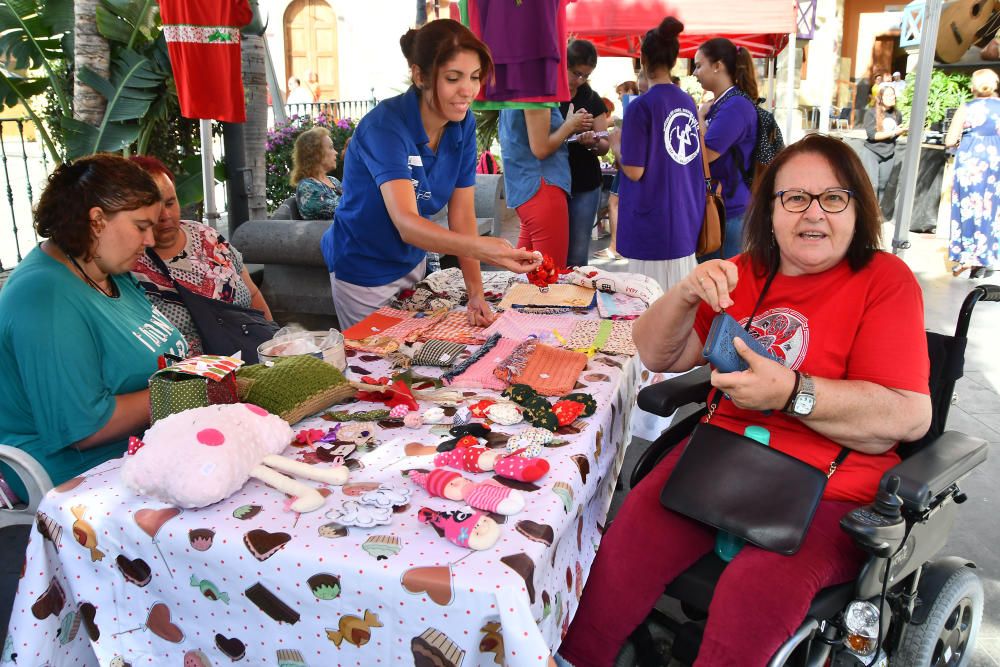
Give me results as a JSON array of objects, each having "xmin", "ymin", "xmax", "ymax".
[
  {"xmin": 121, "ymin": 403, "xmax": 348, "ymax": 512},
  {"xmin": 434, "ymin": 445, "xmax": 550, "ymax": 482},
  {"xmin": 417, "ymin": 507, "xmax": 500, "ymax": 550}
]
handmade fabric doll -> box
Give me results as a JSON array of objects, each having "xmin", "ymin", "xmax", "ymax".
[
  {"xmin": 409, "ymin": 469, "xmax": 525, "ymax": 515},
  {"xmin": 122, "ymin": 403, "xmax": 348, "ymax": 512},
  {"xmin": 417, "ymin": 507, "xmax": 500, "ymax": 550}
]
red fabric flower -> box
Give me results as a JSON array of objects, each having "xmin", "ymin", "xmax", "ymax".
[
  {"xmin": 456, "ymin": 435, "xmax": 481, "ymax": 449},
  {"xmin": 527, "ymin": 254, "xmax": 559, "ymax": 288},
  {"xmin": 294, "ymin": 428, "xmax": 326, "ymax": 447}
]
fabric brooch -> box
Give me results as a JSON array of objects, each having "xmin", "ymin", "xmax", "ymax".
[{"xmin": 502, "ymin": 384, "xmax": 597, "ymax": 432}]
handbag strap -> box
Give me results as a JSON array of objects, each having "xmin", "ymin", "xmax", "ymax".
[
  {"xmin": 144, "ymin": 247, "xmax": 185, "ymax": 291},
  {"xmin": 698, "ymin": 121, "xmax": 713, "ymax": 187}
]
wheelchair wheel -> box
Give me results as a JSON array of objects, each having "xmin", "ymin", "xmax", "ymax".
[{"xmin": 893, "ymin": 567, "xmax": 983, "ymax": 667}]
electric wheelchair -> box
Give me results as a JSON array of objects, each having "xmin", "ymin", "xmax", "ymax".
[{"xmin": 625, "ymin": 284, "xmax": 998, "ymax": 667}]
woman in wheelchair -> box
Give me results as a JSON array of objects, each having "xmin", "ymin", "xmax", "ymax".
[{"xmin": 555, "ymin": 134, "xmax": 933, "ymax": 667}]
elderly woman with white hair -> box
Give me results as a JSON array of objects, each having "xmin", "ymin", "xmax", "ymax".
[{"xmin": 945, "ymin": 68, "xmax": 1000, "ymax": 279}]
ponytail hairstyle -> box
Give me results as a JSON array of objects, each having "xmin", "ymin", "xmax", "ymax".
[
  {"xmin": 640, "ymin": 17, "xmax": 684, "ymax": 76},
  {"xmin": 698, "ymin": 38, "xmax": 759, "ymax": 101},
  {"xmin": 399, "ymin": 19, "xmax": 493, "ymax": 113},
  {"xmin": 35, "ymin": 153, "xmax": 161, "ymax": 260}
]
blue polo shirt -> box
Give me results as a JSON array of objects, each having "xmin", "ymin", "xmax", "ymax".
[{"xmin": 321, "ymin": 86, "xmax": 477, "ymax": 286}]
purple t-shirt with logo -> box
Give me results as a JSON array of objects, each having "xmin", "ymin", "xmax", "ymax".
[
  {"xmin": 617, "ymin": 84, "xmax": 705, "ymax": 261},
  {"xmin": 704, "ymin": 88, "xmax": 757, "ymax": 219}
]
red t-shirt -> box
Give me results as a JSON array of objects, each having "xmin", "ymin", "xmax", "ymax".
[
  {"xmin": 158, "ymin": 0, "xmax": 252, "ymax": 123},
  {"xmin": 693, "ymin": 252, "xmax": 929, "ymax": 503}
]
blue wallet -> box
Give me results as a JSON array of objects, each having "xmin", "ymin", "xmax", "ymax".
[{"xmin": 702, "ymin": 312, "xmax": 776, "ymax": 373}]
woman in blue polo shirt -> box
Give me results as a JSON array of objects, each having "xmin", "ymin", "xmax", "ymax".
[{"xmin": 321, "ymin": 19, "xmax": 541, "ymax": 329}]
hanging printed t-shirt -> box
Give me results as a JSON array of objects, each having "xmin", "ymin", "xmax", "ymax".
[
  {"xmin": 617, "ymin": 84, "xmax": 705, "ymax": 261},
  {"xmin": 693, "ymin": 252, "xmax": 929, "ymax": 504},
  {"xmin": 478, "ymin": 0, "xmax": 561, "ymax": 100},
  {"xmin": 322, "ymin": 87, "xmax": 477, "ymax": 287},
  {"xmin": 0, "ymin": 246, "xmax": 189, "ymax": 494},
  {"xmin": 704, "ymin": 87, "xmax": 757, "ymax": 219},
  {"xmin": 158, "ymin": 0, "xmax": 252, "ymax": 122}
]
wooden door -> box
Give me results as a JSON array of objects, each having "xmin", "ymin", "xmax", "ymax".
[{"xmin": 284, "ymin": 0, "xmax": 339, "ymax": 102}]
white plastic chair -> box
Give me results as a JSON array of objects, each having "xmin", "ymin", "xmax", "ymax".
[{"xmin": 0, "ymin": 445, "xmax": 53, "ymax": 529}]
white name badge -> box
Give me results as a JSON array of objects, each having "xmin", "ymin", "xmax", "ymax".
[{"xmin": 408, "ymin": 155, "xmax": 423, "ymax": 167}]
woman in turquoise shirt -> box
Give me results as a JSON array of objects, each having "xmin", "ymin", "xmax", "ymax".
[
  {"xmin": 0, "ymin": 154, "xmax": 189, "ymax": 496},
  {"xmin": 321, "ymin": 19, "xmax": 540, "ymax": 329}
]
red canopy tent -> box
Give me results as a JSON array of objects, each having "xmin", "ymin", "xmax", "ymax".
[{"xmin": 566, "ymin": 0, "xmax": 798, "ymax": 58}]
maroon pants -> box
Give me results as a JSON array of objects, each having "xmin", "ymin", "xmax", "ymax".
[
  {"xmin": 559, "ymin": 443, "xmax": 866, "ymax": 667},
  {"xmin": 516, "ymin": 179, "xmax": 569, "ymax": 268}
]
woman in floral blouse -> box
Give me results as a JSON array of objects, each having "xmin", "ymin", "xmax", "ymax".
[
  {"xmin": 129, "ymin": 156, "xmax": 273, "ymax": 355},
  {"xmin": 291, "ymin": 126, "xmax": 343, "ymax": 219}
]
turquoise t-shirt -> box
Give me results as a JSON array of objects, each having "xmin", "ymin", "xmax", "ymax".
[{"xmin": 0, "ymin": 246, "xmax": 189, "ymax": 496}]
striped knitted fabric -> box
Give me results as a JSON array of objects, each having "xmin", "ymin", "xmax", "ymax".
[
  {"xmin": 464, "ymin": 482, "xmax": 515, "ymax": 513},
  {"xmin": 379, "ymin": 311, "xmax": 447, "ymax": 342},
  {"xmin": 512, "ymin": 343, "xmax": 589, "ymax": 396},
  {"xmin": 446, "ymin": 337, "xmax": 522, "ymax": 390},
  {"xmin": 410, "ymin": 469, "xmax": 463, "ymax": 498},
  {"xmin": 476, "ymin": 310, "xmax": 579, "ymax": 343}
]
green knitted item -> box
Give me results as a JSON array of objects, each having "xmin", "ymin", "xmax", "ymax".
[
  {"xmin": 323, "ymin": 409, "xmax": 391, "ymax": 422},
  {"xmin": 237, "ymin": 355, "xmax": 355, "ymax": 424}
]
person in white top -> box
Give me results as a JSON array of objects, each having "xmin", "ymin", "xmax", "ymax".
[{"xmin": 286, "ymin": 77, "xmax": 314, "ymax": 105}]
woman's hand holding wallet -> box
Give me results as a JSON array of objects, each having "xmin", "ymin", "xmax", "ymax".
[{"xmin": 710, "ymin": 337, "xmax": 798, "ymax": 413}]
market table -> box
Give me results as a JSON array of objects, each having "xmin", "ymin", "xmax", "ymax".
[{"xmin": 5, "ymin": 307, "xmax": 645, "ymax": 667}]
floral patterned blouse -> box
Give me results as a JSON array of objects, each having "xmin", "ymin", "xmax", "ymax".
[
  {"xmin": 131, "ymin": 220, "xmax": 251, "ymax": 356},
  {"xmin": 295, "ymin": 176, "xmax": 343, "ymax": 219}
]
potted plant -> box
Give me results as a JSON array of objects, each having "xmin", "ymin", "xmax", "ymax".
[{"xmin": 898, "ymin": 70, "xmax": 972, "ymax": 130}]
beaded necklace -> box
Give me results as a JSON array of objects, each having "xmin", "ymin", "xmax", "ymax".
[{"xmin": 65, "ymin": 249, "xmax": 119, "ymax": 298}]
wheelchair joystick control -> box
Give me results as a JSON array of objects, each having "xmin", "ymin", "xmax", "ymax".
[{"xmin": 840, "ymin": 476, "xmax": 906, "ymax": 558}]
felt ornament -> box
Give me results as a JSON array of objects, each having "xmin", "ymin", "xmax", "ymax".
[
  {"xmin": 122, "ymin": 404, "xmax": 348, "ymax": 512},
  {"xmin": 469, "ymin": 400, "xmax": 496, "ymax": 418},
  {"xmin": 417, "ymin": 507, "xmax": 500, "ymax": 550},
  {"xmin": 403, "ymin": 412, "xmax": 424, "ymax": 429},
  {"xmin": 452, "ymin": 406, "xmax": 472, "ymax": 426},
  {"xmin": 422, "ymin": 407, "xmax": 447, "ymax": 424},
  {"xmin": 552, "ymin": 400, "xmax": 586, "ymax": 426},
  {"xmin": 493, "ymin": 449, "xmax": 550, "ymax": 482},
  {"xmin": 354, "ymin": 377, "xmax": 420, "ymax": 412},
  {"xmin": 389, "ymin": 404, "xmax": 411, "ymax": 419},
  {"xmin": 436, "ymin": 423, "xmax": 492, "ymax": 452},
  {"xmin": 484, "ymin": 402, "xmax": 523, "ymax": 425},
  {"xmin": 506, "ymin": 427, "xmax": 554, "ymax": 457},
  {"xmin": 560, "ymin": 393, "xmax": 597, "ymax": 417},
  {"xmin": 409, "ymin": 470, "xmax": 525, "ymax": 515}
]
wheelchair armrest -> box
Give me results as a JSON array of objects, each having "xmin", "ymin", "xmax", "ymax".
[
  {"xmin": 882, "ymin": 431, "xmax": 989, "ymax": 513},
  {"xmin": 630, "ymin": 407, "xmax": 706, "ymax": 488},
  {"xmin": 636, "ymin": 365, "xmax": 712, "ymax": 417}
]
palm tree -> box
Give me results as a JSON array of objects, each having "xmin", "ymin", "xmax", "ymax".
[
  {"xmin": 242, "ymin": 1, "xmax": 267, "ymax": 221},
  {"xmin": 72, "ymin": 0, "xmax": 108, "ymax": 124}
]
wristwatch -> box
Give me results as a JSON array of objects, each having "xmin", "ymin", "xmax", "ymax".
[{"xmin": 784, "ymin": 371, "xmax": 816, "ymax": 417}]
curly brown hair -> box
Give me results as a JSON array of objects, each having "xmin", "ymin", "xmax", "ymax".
[
  {"xmin": 34, "ymin": 153, "xmax": 161, "ymax": 260},
  {"xmin": 290, "ymin": 126, "xmax": 331, "ymax": 186},
  {"xmin": 742, "ymin": 134, "xmax": 882, "ymax": 276}
]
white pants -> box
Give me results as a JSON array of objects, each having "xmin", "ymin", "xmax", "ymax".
[
  {"xmin": 330, "ymin": 259, "xmax": 426, "ymax": 330},
  {"xmin": 627, "ymin": 255, "xmax": 696, "ymax": 293}
]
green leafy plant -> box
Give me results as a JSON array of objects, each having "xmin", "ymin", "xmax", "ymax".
[
  {"xmin": 0, "ymin": 0, "xmax": 72, "ymax": 162},
  {"xmin": 265, "ymin": 113, "xmax": 356, "ymax": 212},
  {"xmin": 898, "ymin": 70, "xmax": 972, "ymax": 128}
]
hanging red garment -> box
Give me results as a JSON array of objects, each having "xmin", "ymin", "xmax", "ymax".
[
  {"xmin": 461, "ymin": 0, "xmax": 569, "ymax": 104},
  {"xmin": 157, "ymin": 0, "xmax": 253, "ymax": 122}
]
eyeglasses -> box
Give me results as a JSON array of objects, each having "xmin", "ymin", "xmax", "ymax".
[
  {"xmin": 569, "ymin": 69, "xmax": 590, "ymax": 82},
  {"xmin": 774, "ymin": 188, "xmax": 855, "ymax": 213}
]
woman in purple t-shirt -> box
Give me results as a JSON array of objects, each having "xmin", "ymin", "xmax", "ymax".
[
  {"xmin": 693, "ymin": 38, "xmax": 760, "ymax": 260},
  {"xmin": 608, "ymin": 17, "xmax": 705, "ymax": 292}
]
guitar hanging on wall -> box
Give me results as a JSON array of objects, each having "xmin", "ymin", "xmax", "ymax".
[{"xmin": 936, "ymin": 0, "xmax": 1000, "ymax": 63}]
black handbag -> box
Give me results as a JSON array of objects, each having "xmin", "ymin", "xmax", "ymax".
[
  {"xmin": 145, "ymin": 249, "xmax": 279, "ymax": 364},
  {"xmin": 660, "ymin": 264, "xmax": 849, "ymax": 555}
]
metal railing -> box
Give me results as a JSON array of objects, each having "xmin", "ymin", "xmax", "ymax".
[
  {"xmin": 0, "ymin": 117, "xmax": 51, "ymax": 271},
  {"xmin": 283, "ymin": 97, "xmax": 378, "ymax": 122}
]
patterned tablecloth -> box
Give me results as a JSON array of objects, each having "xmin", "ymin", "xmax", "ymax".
[{"xmin": 5, "ymin": 341, "xmax": 639, "ymax": 666}]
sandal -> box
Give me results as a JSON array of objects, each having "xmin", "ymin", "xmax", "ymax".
[{"xmin": 952, "ymin": 264, "xmax": 968, "ymax": 277}]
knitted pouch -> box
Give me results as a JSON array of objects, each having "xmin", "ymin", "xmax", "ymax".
[
  {"xmin": 476, "ymin": 310, "xmax": 578, "ymax": 343},
  {"xmin": 496, "ymin": 283, "xmax": 596, "ymax": 311},
  {"xmin": 412, "ymin": 339, "xmax": 467, "ymax": 367},
  {"xmin": 511, "ymin": 344, "xmax": 589, "ymax": 396},
  {"xmin": 236, "ymin": 354, "xmax": 356, "ymax": 424}
]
